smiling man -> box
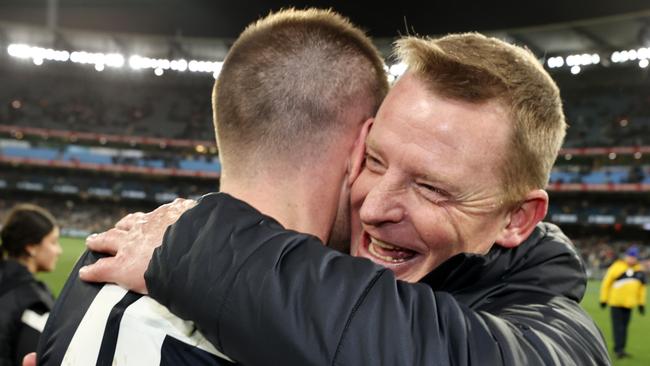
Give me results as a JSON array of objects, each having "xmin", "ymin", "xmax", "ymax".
[
  {"xmin": 80, "ymin": 34, "xmax": 609, "ymax": 365},
  {"xmin": 350, "ymin": 72, "xmax": 518, "ymax": 281}
]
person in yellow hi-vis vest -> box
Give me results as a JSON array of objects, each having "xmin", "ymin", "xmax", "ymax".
[{"xmin": 600, "ymin": 246, "xmax": 646, "ymax": 359}]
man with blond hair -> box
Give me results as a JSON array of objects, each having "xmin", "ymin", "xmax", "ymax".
[
  {"xmin": 78, "ymin": 32, "xmax": 610, "ymax": 365},
  {"xmin": 35, "ymin": 8, "xmax": 388, "ymax": 365}
]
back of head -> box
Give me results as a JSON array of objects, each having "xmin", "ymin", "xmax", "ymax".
[
  {"xmin": 214, "ymin": 8, "xmax": 388, "ymax": 178},
  {"xmin": 1, "ymin": 204, "xmax": 57, "ymax": 259},
  {"xmin": 395, "ymin": 33, "xmax": 566, "ymax": 206}
]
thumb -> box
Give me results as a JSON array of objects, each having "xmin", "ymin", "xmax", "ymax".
[
  {"xmin": 22, "ymin": 352, "xmax": 36, "ymax": 366},
  {"xmin": 79, "ymin": 257, "xmax": 119, "ymax": 284}
]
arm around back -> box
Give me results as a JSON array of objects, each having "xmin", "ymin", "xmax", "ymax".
[{"xmin": 146, "ymin": 193, "xmax": 608, "ymax": 365}]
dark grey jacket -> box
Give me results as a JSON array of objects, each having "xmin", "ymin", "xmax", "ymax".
[{"xmin": 146, "ymin": 193, "xmax": 610, "ymax": 365}]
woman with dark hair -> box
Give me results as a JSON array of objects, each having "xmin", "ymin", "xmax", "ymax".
[{"xmin": 0, "ymin": 204, "xmax": 61, "ymax": 365}]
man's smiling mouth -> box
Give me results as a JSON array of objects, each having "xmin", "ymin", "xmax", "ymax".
[{"xmin": 366, "ymin": 235, "xmax": 417, "ymax": 263}]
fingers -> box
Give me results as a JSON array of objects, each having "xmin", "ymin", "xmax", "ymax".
[
  {"xmin": 147, "ymin": 198, "xmax": 198, "ymax": 226},
  {"xmin": 115, "ymin": 212, "xmax": 146, "ymax": 231},
  {"xmin": 79, "ymin": 252, "xmax": 150, "ymax": 294},
  {"xmin": 86, "ymin": 228, "xmax": 127, "ymax": 255},
  {"xmin": 22, "ymin": 352, "xmax": 36, "ymax": 366},
  {"xmin": 79, "ymin": 256, "xmax": 119, "ymax": 283}
]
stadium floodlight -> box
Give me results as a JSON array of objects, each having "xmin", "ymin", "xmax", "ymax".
[
  {"xmin": 566, "ymin": 53, "xmax": 600, "ymax": 67},
  {"xmin": 628, "ymin": 49, "xmax": 638, "ymax": 61},
  {"xmin": 70, "ymin": 51, "xmax": 94, "ymax": 64},
  {"xmin": 547, "ymin": 56, "xmax": 564, "ymax": 69},
  {"xmin": 178, "ymin": 59, "xmax": 188, "ymax": 71},
  {"xmin": 608, "ymin": 46, "xmax": 650, "ymax": 65},
  {"xmin": 170, "ymin": 59, "xmax": 188, "ymax": 72},
  {"xmin": 213, "ymin": 61, "xmax": 223, "ymax": 74},
  {"xmin": 7, "ymin": 44, "xmax": 71, "ymax": 64},
  {"xmin": 70, "ymin": 51, "xmax": 118, "ymax": 69},
  {"xmin": 389, "ymin": 62, "xmax": 407, "ymax": 77},
  {"xmin": 570, "ymin": 65, "xmax": 581, "ymax": 75},
  {"xmin": 7, "ymin": 42, "xmax": 223, "ymax": 76},
  {"xmin": 129, "ymin": 55, "xmax": 144, "ymax": 69},
  {"xmin": 591, "ymin": 54, "xmax": 600, "ymax": 65},
  {"xmin": 105, "ymin": 53, "xmax": 125, "ymax": 68},
  {"xmin": 7, "ymin": 44, "xmax": 30, "ymax": 58},
  {"xmin": 188, "ymin": 60, "xmax": 199, "ymax": 72},
  {"xmin": 154, "ymin": 67, "xmax": 164, "ymax": 76},
  {"xmin": 620, "ymin": 51, "xmax": 630, "ymax": 63},
  {"xmin": 566, "ymin": 55, "xmax": 576, "ymax": 67},
  {"xmin": 640, "ymin": 59, "xmax": 649, "ymax": 68}
]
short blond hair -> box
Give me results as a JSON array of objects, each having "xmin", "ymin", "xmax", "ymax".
[
  {"xmin": 214, "ymin": 8, "xmax": 388, "ymax": 175},
  {"xmin": 395, "ymin": 33, "xmax": 566, "ymax": 205}
]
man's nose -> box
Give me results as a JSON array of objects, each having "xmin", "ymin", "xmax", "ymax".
[{"xmin": 359, "ymin": 179, "xmax": 405, "ymax": 226}]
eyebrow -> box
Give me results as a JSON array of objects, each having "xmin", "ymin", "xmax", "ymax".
[
  {"xmin": 365, "ymin": 137, "xmax": 378, "ymax": 152},
  {"xmin": 366, "ymin": 134, "xmax": 458, "ymax": 195}
]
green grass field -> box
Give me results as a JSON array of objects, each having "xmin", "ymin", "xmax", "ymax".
[{"xmin": 40, "ymin": 237, "xmax": 650, "ymax": 365}]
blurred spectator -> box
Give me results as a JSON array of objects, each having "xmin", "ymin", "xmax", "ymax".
[
  {"xmin": 0, "ymin": 204, "xmax": 61, "ymax": 364},
  {"xmin": 599, "ymin": 246, "xmax": 647, "ymax": 359}
]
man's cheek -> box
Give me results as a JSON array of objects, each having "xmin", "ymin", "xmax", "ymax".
[{"xmin": 350, "ymin": 169, "xmax": 374, "ymax": 207}]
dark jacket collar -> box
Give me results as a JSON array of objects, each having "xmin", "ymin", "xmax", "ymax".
[
  {"xmin": 0, "ymin": 259, "xmax": 36, "ymax": 295},
  {"xmin": 420, "ymin": 222, "xmax": 586, "ymax": 304},
  {"xmin": 0, "ymin": 259, "xmax": 33, "ymax": 282}
]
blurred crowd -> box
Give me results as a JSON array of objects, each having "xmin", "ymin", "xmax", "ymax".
[
  {"xmin": 548, "ymin": 200, "xmax": 650, "ymax": 217},
  {"xmin": 2, "ymin": 67, "xmax": 650, "ymax": 148},
  {"xmin": 0, "ymin": 195, "xmax": 154, "ymax": 236},
  {"xmin": 0, "ymin": 66, "xmax": 215, "ymax": 141},
  {"xmin": 550, "ymin": 164, "xmax": 649, "ymax": 185},
  {"xmin": 574, "ymin": 237, "xmax": 650, "ymax": 278},
  {"xmin": 563, "ymin": 88, "xmax": 650, "ymax": 148}
]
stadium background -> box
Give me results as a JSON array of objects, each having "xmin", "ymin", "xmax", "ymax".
[{"xmin": 0, "ymin": 0, "xmax": 649, "ymax": 364}]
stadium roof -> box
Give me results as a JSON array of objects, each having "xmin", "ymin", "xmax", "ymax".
[
  {"xmin": 1, "ymin": 1, "xmax": 650, "ymax": 62},
  {"xmin": 1, "ymin": 0, "xmax": 649, "ymax": 38}
]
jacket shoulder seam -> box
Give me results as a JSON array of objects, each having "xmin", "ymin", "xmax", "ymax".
[{"xmin": 331, "ymin": 269, "xmax": 386, "ymax": 366}]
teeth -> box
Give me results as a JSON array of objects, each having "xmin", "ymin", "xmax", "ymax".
[
  {"xmin": 370, "ymin": 237, "xmax": 399, "ymax": 250},
  {"xmin": 368, "ymin": 236, "xmax": 408, "ymax": 263},
  {"xmin": 368, "ymin": 242, "xmax": 406, "ymax": 263}
]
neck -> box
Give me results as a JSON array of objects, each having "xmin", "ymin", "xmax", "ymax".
[
  {"xmin": 16, "ymin": 256, "xmax": 37, "ymax": 274},
  {"xmin": 219, "ymin": 166, "xmax": 344, "ymax": 243}
]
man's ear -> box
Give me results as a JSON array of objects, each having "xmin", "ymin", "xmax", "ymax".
[
  {"xmin": 495, "ymin": 189, "xmax": 548, "ymax": 248},
  {"xmin": 347, "ymin": 117, "xmax": 373, "ymax": 186}
]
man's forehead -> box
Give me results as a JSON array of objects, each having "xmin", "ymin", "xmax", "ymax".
[{"xmin": 367, "ymin": 81, "xmax": 511, "ymax": 189}]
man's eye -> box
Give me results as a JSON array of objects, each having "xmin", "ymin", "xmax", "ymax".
[
  {"xmin": 418, "ymin": 183, "xmax": 440, "ymax": 194},
  {"xmin": 416, "ymin": 183, "xmax": 447, "ymax": 201},
  {"xmin": 365, "ymin": 153, "xmax": 383, "ymax": 169}
]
